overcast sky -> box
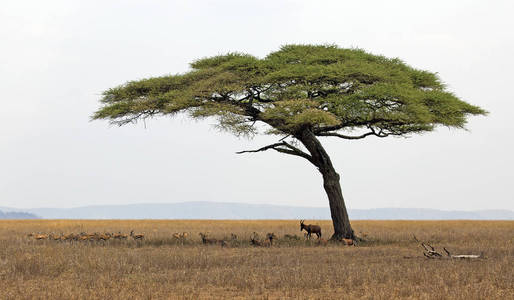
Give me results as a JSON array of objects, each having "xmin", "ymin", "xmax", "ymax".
[{"xmin": 1, "ymin": 0, "xmax": 512, "ymax": 211}]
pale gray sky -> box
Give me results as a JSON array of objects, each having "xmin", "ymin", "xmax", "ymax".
[{"xmin": 1, "ymin": 0, "xmax": 512, "ymax": 210}]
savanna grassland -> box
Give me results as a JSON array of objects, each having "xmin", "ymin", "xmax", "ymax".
[{"xmin": 0, "ymin": 220, "xmax": 512, "ymax": 299}]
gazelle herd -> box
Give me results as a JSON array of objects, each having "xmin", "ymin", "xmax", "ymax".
[
  {"xmin": 27, "ymin": 231, "xmax": 144, "ymax": 242},
  {"xmin": 26, "ymin": 221, "xmax": 355, "ymax": 247}
]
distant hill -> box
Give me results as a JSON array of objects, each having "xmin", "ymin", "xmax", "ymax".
[
  {"xmin": 1, "ymin": 202, "xmax": 513, "ymax": 220},
  {"xmin": 0, "ymin": 210, "xmax": 40, "ymax": 219}
]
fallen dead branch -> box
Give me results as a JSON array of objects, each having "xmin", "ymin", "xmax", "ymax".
[{"xmin": 413, "ymin": 235, "xmax": 483, "ymax": 259}]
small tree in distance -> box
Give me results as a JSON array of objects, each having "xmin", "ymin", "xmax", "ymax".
[{"xmin": 93, "ymin": 45, "xmax": 486, "ymax": 240}]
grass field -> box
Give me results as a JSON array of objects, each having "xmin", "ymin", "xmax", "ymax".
[{"xmin": 0, "ymin": 220, "xmax": 512, "ymax": 299}]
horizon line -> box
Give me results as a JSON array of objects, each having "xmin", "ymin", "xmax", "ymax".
[{"xmin": 1, "ymin": 201, "xmax": 513, "ymax": 213}]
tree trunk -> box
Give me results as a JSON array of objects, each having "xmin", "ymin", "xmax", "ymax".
[{"xmin": 297, "ymin": 129, "xmax": 355, "ymax": 240}]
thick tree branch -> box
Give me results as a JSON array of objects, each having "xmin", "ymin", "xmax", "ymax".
[
  {"xmin": 235, "ymin": 142, "xmax": 286, "ymax": 154},
  {"xmin": 317, "ymin": 131, "xmax": 376, "ymax": 140},
  {"xmin": 313, "ymin": 118, "xmax": 401, "ymax": 134},
  {"xmin": 236, "ymin": 141, "xmax": 315, "ymax": 164},
  {"xmin": 316, "ymin": 127, "xmax": 389, "ymax": 139}
]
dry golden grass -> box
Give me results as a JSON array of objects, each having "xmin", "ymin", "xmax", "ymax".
[{"xmin": 0, "ymin": 220, "xmax": 512, "ymax": 299}]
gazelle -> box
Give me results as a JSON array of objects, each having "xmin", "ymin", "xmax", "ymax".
[
  {"xmin": 97, "ymin": 233, "xmax": 111, "ymax": 241},
  {"xmin": 49, "ymin": 233, "xmax": 61, "ymax": 241},
  {"xmin": 130, "ymin": 230, "xmax": 144, "ymax": 240},
  {"xmin": 250, "ymin": 232, "xmax": 263, "ymax": 246},
  {"xmin": 199, "ymin": 232, "xmax": 217, "ymax": 244},
  {"xmin": 113, "ymin": 232, "xmax": 128, "ymax": 239},
  {"xmin": 266, "ymin": 233, "xmax": 277, "ymax": 246},
  {"xmin": 300, "ymin": 220, "xmax": 322, "ymax": 239},
  {"xmin": 34, "ymin": 233, "xmax": 48, "ymax": 240},
  {"xmin": 199, "ymin": 232, "xmax": 225, "ymax": 246},
  {"xmin": 250, "ymin": 232, "xmax": 274, "ymax": 247},
  {"xmin": 63, "ymin": 233, "xmax": 78, "ymax": 241},
  {"xmin": 173, "ymin": 232, "xmax": 188, "ymax": 241}
]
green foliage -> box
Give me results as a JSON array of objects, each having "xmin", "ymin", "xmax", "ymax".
[{"xmin": 93, "ymin": 44, "xmax": 486, "ymax": 137}]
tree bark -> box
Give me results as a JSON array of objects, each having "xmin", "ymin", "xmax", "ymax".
[{"xmin": 297, "ymin": 129, "xmax": 355, "ymax": 240}]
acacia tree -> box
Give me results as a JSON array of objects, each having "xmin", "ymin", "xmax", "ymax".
[{"xmin": 93, "ymin": 45, "xmax": 486, "ymax": 240}]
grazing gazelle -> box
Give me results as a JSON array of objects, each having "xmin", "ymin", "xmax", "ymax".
[
  {"xmin": 250, "ymin": 232, "xmax": 274, "ymax": 247},
  {"xmin": 49, "ymin": 233, "xmax": 61, "ymax": 241},
  {"xmin": 300, "ymin": 220, "xmax": 322, "ymax": 239},
  {"xmin": 199, "ymin": 232, "xmax": 216, "ymax": 244},
  {"xmin": 34, "ymin": 233, "xmax": 49, "ymax": 240},
  {"xmin": 113, "ymin": 232, "xmax": 128, "ymax": 240},
  {"xmin": 173, "ymin": 232, "xmax": 188, "ymax": 240},
  {"xmin": 250, "ymin": 232, "xmax": 263, "ymax": 246},
  {"xmin": 266, "ymin": 233, "xmax": 277, "ymax": 246},
  {"xmin": 199, "ymin": 233, "xmax": 226, "ymax": 246},
  {"xmin": 97, "ymin": 233, "xmax": 111, "ymax": 241},
  {"xmin": 130, "ymin": 230, "xmax": 144, "ymax": 241},
  {"xmin": 63, "ymin": 233, "xmax": 77, "ymax": 241}
]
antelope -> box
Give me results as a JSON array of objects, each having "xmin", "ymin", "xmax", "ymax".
[
  {"xmin": 300, "ymin": 220, "xmax": 322, "ymax": 239},
  {"xmin": 130, "ymin": 230, "xmax": 144, "ymax": 240},
  {"xmin": 85, "ymin": 233, "xmax": 97, "ymax": 240},
  {"xmin": 173, "ymin": 232, "xmax": 188, "ymax": 241},
  {"xmin": 97, "ymin": 233, "xmax": 111, "ymax": 241},
  {"xmin": 250, "ymin": 232, "xmax": 263, "ymax": 246},
  {"xmin": 250, "ymin": 232, "xmax": 273, "ymax": 247},
  {"xmin": 199, "ymin": 232, "xmax": 219, "ymax": 245},
  {"xmin": 49, "ymin": 233, "xmax": 61, "ymax": 241},
  {"xmin": 64, "ymin": 233, "xmax": 78, "ymax": 241},
  {"xmin": 266, "ymin": 233, "xmax": 277, "ymax": 246},
  {"xmin": 113, "ymin": 232, "xmax": 128, "ymax": 239},
  {"xmin": 34, "ymin": 233, "xmax": 48, "ymax": 240}
]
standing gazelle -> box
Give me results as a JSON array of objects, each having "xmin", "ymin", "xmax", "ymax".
[
  {"xmin": 130, "ymin": 230, "xmax": 144, "ymax": 241},
  {"xmin": 300, "ymin": 220, "xmax": 322, "ymax": 239}
]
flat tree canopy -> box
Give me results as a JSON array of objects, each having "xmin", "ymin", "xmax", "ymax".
[{"xmin": 93, "ymin": 44, "xmax": 486, "ymax": 239}]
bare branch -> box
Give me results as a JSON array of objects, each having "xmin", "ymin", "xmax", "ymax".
[
  {"xmin": 317, "ymin": 131, "xmax": 376, "ymax": 140},
  {"xmin": 316, "ymin": 126, "xmax": 391, "ymax": 140},
  {"xmin": 236, "ymin": 141, "xmax": 315, "ymax": 164},
  {"xmin": 281, "ymin": 141, "xmax": 305, "ymax": 154},
  {"xmin": 415, "ymin": 238, "xmax": 483, "ymax": 259},
  {"xmin": 279, "ymin": 134, "xmax": 290, "ymax": 141},
  {"xmin": 236, "ymin": 142, "xmax": 287, "ymax": 154}
]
